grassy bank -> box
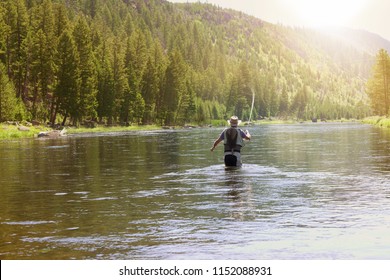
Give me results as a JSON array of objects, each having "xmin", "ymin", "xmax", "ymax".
[
  {"xmin": 362, "ymin": 116, "xmax": 390, "ymax": 128},
  {"xmin": 0, "ymin": 123, "xmax": 51, "ymax": 140},
  {"xmin": 0, "ymin": 123, "xmax": 164, "ymax": 140},
  {"xmin": 66, "ymin": 124, "xmax": 163, "ymax": 135}
]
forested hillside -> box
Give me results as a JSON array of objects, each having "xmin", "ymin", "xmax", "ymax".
[{"xmin": 0, "ymin": 0, "xmax": 386, "ymax": 126}]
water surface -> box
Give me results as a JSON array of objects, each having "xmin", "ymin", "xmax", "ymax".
[{"xmin": 1, "ymin": 123, "xmax": 389, "ymax": 259}]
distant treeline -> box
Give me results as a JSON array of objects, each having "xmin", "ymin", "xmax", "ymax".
[{"xmin": 0, "ymin": 0, "xmax": 378, "ymax": 126}]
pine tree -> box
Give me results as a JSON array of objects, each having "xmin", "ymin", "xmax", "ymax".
[
  {"xmin": 0, "ymin": 3, "xmax": 9, "ymax": 64},
  {"xmin": 162, "ymin": 49, "xmax": 187, "ymax": 125},
  {"xmin": 111, "ymin": 37, "xmax": 127, "ymax": 124},
  {"xmin": 0, "ymin": 62, "xmax": 18, "ymax": 121},
  {"xmin": 226, "ymin": 75, "xmax": 238, "ymax": 116},
  {"xmin": 279, "ymin": 85, "xmax": 289, "ymax": 118},
  {"xmin": 4, "ymin": 0, "xmax": 28, "ymax": 99},
  {"xmin": 85, "ymin": 0, "xmax": 99, "ymax": 18},
  {"xmin": 123, "ymin": 29, "xmax": 148, "ymax": 124},
  {"xmin": 125, "ymin": 29, "xmax": 148, "ymax": 91},
  {"xmin": 53, "ymin": 3, "xmax": 69, "ymax": 38},
  {"xmin": 148, "ymin": 40, "xmax": 168, "ymax": 125},
  {"xmin": 54, "ymin": 29, "xmax": 80, "ymax": 126},
  {"xmin": 141, "ymin": 55, "xmax": 157, "ymax": 124},
  {"xmin": 291, "ymin": 85, "xmax": 309, "ymax": 120},
  {"xmin": 36, "ymin": 0, "xmax": 56, "ymax": 115},
  {"xmin": 96, "ymin": 54, "xmax": 115, "ymax": 124},
  {"xmin": 237, "ymin": 61, "xmax": 252, "ymax": 118},
  {"xmin": 73, "ymin": 16, "xmax": 98, "ymax": 122},
  {"xmin": 367, "ymin": 49, "xmax": 390, "ymax": 116},
  {"xmin": 22, "ymin": 0, "xmax": 56, "ymax": 121},
  {"xmin": 49, "ymin": 2, "xmax": 70, "ymax": 123},
  {"xmin": 28, "ymin": 29, "xmax": 47, "ymax": 120}
]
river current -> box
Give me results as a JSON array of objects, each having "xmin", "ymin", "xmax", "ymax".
[{"xmin": 1, "ymin": 122, "xmax": 389, "ymax": 259}]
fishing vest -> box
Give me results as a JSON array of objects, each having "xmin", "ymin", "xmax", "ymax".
[{"xmin": 223, "ymin": 127, "xmax": 244, "ymax": 153}]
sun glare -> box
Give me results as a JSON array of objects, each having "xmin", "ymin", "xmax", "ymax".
[{"xmin": 291, "ymin": 0, "xmax": 366, "ymax": 27}]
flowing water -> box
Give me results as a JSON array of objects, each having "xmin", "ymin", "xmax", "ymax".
[{"xmin": 1, "ymin": 123, "xmax": 389, "ymax": 259}]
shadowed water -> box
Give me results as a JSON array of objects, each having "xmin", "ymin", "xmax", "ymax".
[{"xmin": 0, "ymin": 123, "xmax": 389, "ymax": 259}]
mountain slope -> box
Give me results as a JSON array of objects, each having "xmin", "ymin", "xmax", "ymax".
[
  {"xmin": 173, "ymin": 1, "xmax": 374, "ymax": 117},
  {"xmin": 318, "ymin": 27, "xmax": 390, "ymax": 55},
  {"xmin": 2, "ymin": 0, "xmax": 388, "ymax": 124}
]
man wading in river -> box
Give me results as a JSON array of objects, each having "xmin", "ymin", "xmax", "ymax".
[{"xmin": 210, "ymin": 116, "xmax": 251, "ymax": 167}]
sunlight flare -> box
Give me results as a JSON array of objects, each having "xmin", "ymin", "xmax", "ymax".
[{"xmin": 289, "ymin": 0, "xmax": 367, "ymax": 27}]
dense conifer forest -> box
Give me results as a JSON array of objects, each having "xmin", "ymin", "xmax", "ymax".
[{"xmin": 0, "ymin": 0, "xmax": 388, "ymax": 126}]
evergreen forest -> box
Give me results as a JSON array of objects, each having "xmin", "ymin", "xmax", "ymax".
[{"xmin": 0, "ymin": 0, "xmax": 389, "ymax": 127}]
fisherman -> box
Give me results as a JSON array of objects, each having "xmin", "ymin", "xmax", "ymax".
[{"xmin": 210, "ymin": 116, "xmax": 251, "ymax": 167}]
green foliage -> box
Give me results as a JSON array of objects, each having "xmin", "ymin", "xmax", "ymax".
[
  {"xmin": 55, "ymin": 29, "xmax": 81, "ymax": 125},
  {"xmin": 366, "ymin": 49, "xmax": 390, "ymax": 116},
  {"xmin": 0, "ymin": 0, "xmax": 379, "ymax": 125},
  {"xmin": 73, "ymin": 15, "xmax": 98, "ymax": 121},
  {"xmin": 0, "ymin": 62, "xmax": 19, "ymax": 121},
  {"xmin": 4, "ymin": 0, "xmax": 28, "ymax": 99},
  {"xmin": 0, "ymin": 3, "xmax": 9, "ymax": 64},
  {"xmin": 0, "ymin": 124, "xmax": 48, "ymax": 140},
  {"xmin": 162, "ymin": 49, "xmax": 187, "ymax": 125},
  {"xmin": 362, "ymin": 116, "xmax": 390, "ymax": 128}
]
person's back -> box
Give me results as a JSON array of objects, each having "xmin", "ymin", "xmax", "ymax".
[
  {"xmin": 224, "ymin": 127, "xmax": 243, "ymax": 166},
  {"xmin": 225, "ymin": 127, "xmax": 239, "ymax": 152},
  {"xmin": 210, "ymin": 116, "xmax": 251, "ymax": 167}
]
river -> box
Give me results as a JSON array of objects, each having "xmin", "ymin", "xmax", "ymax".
[{"xmin": 1, "ymin": 122, "xmax": 389, "ymax": 259}]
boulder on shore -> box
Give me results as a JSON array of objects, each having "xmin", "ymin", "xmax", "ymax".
[
  {"xmin": 18, "ymin": 125, "xmax": 30, "ymax": 131},
  {"xmin": 38, "ymin": 128, "xmax": 67, "ymax": 138}
]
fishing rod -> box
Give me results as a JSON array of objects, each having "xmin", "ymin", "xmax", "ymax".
[
  {"xmin": 241, "ymin": 89, "xmax": 255, "ymax": 142},
  {"xmin": 248, "ymin": 89, "xmax": 255, "ymax": 125}
]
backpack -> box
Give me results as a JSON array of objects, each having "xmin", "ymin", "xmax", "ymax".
[{"xmin": 225, "ymin": 127, "xmax": 238, "ymax": 151}]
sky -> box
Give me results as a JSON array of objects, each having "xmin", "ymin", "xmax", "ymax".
[{"xmin": 168, "ymin": 0, "xmax": 390, "ymax": 41}]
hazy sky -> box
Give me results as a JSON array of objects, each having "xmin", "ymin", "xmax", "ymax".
[{"xmin": 168, "ymin": 0, "xmax": 390, "ymax": 41}]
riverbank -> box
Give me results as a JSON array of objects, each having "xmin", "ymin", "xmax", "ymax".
[
  {"xmin": 66, "ymin": 124, "xmax": 163, "ymax": 135},
  {"xmin": 0, "ymin": 123, "xmax": 200, "ymax": 140},
  {"xmin": 0, "ymin": 120, "xmax": 323, "ymax": 140},
  {"xmin": 0, "ymin": 123, "xmax": 51, "ymax": 140},
  {"xmin": 0, "ymin": 123, "xmax": 163, "ymax": 140},
  {"xmin": 1, "ymin": 117, "xmax": 389, "ymax": 140},
  {"xmin": 362, "ymin": 116, "xmax": 390, "ymax": 128}
]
